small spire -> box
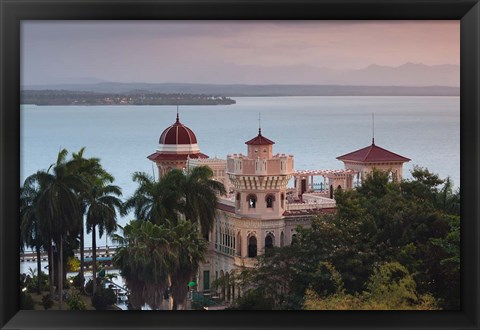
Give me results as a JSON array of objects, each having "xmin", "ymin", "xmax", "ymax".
[
  {"xmin": 258, "ymin": 112, "xmax": 261, "ymax": 135},
  {"xmin": 176, "ymin": 105, "xmax": 179, "ymax": 122},
  {"xmin": 372, "ymin": 113, "xmax": 375, "ymax": 145}
]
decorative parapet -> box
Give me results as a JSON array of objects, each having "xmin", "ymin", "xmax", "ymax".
[
  {"xmin": 285, "ymin": 199, "xmax": 336, "ymax": 211},
  {"xmin": 227, "ymin": 174, "xmax": 292, "ymax": 190},
  {"xmin": 234, "ymin": 256, "xmax": 258, "ymax": 268},
  {"xmin": 218, "ymin": 197, "xmax": 235, "ymax": 207},
  {"xmin": 227, "ymin": 153, "xmax": 294, "ymax": 176}
]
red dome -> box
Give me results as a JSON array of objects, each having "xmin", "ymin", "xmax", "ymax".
[{"xmin": 159, "ymin": 115, "xmax": 198, "ymax": 145}]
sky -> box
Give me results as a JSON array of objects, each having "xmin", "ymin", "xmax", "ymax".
[{"xmin": 21, "ymin": 20, "xmax": 460, "ymax": 86}]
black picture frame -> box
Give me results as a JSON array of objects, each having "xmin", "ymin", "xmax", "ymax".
[{"xmin": 1, "ymin": 0, "xmax": 479, "ymax": 329}]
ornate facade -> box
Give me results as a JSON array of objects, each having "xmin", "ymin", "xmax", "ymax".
[{"xmin": 148, "ymin": 114, "xmax": 410, "ymax": 304}]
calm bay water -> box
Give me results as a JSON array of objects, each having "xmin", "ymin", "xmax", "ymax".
[{"xmin": 20, "ymin": 96, "xmax": 460, "ymax": 250}]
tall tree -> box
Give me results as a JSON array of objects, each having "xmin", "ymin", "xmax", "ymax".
[
  {"xmin": 84, "ymin": 180, "xmax": 122, "ymax": 295},
  {"xmin": 68, "ymin": 147, "xmax": 114, "ymax": 285},
  {"xmin": 113, "ymin": 220, "xmax": 177, "ymax": 310},
  {"xmin": 434, "ymin": 177, "xmax": 460, "ymax": 215},
  {"xmin": 123, "ymin": 171, "xmax": 182, "ymax": 225},
  {"xmin": 168, "ymin": 220, "xmax": 208, "ymax": 310},
  {"xmin": 180, "ymin": 166, "xmax": 226, "ymax": 236},
  {"xmin": 26, "ymin": 149, "xmax": 87, "ymax": 309},
  {"xmin": 124, "ymin": 166, "xmax": 225, "ymax": 235},
  {"xmin": 121, "ymin": 166, "xmax": 226, "ymax": 309},
  {"xmin": 20, "ymin": 182, "xmax": 47, "ymax": 294},
  {"xmin": 22, "ymin": 171, "xmax": 57, "ymax": 298}
]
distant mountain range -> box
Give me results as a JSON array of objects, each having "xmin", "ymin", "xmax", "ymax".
[
  {"xmin": 23, "ymin": 62, "xmax": 459, "ymax": 96},
  {"xmin": 203, "ymin": 62, "xmax": 459, "ymax": 87},
  {"xmin": 55, "ymin": 62, "xmax": 458, "ymax": 86},
  {"xmin": 341, "ymin": 63, "xmax": 458, "ymax": 87}
]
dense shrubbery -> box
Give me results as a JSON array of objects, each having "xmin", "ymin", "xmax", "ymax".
[
  {"xmin": 21, "ymin": 270, "xmax": 49, "ymax": 294},
  {"xmin": 303, "ymin": 262, "xmax": 438, "ymax": 310},
  {"xmin": 91, "ymin": 288, "xmax": 117, "ymax": 310},
  {"xmin": 20, "ymin": 275, "xmax": 36, "ymax": 309},
  {"xmin": 20, "ymin": 291, "xmax": 35, "ymax": 310},
  {"xmin": 84, "ymin": 279, "xmax": 96, "ymax": 295},
  {"xmin": 41, "ymin": 294, "xmax": 54, "ymax": 310},
  {"xmin": 229, "ymin": 168, "xmax": 460, "ymax": 310},
  {"xmin": 66, "ymin": 288, "xmax": 87, "ymax": 310},
  {"xmin": 227, "ymin": 291, "xmax": 275, "ymax": 310},
  {"xmin": 71, "ymin": 272, "xmax": 85, "ymax": 290},
  {"xmin": 67, "ymin": 257, "xmax": 80, "ymax": 272}
]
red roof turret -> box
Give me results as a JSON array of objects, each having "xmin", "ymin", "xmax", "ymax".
[
  {"xmin": 159, "ymin": 114, "xmax": 198, "ymax": 145},
  {"xmin": 336, "ymin": 142, "xmax": 410, "ymax": 163},
  {"xmin": 245, "ymin": 128, "xmax": 275, "ymax": 145}
]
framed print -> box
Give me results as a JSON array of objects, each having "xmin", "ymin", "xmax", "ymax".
[{"xmin": 1, "ymin": 0, "xmax": 479, "ymax": 329}]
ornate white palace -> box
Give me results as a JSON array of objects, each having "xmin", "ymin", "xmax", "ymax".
[{"xmin": 148, "ymin": 113, "xmax": 410, "ymax": 303}]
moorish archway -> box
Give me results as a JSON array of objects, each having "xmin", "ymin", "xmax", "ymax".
[{"xmin": 248, "ymin": 235, "xmax": 257, "ymax": 257}]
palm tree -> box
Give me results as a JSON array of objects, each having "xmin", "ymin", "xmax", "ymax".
[
  {"xmin": 84, "ymin": 180, "xmax": 122, "ymax": 295},
  {"xmin": 113, "ymin": 220, "xmax": 177, "ymax": 310},
  {"xmin": 123, "ymin": 171, "xmax": 182, "ymax": 225},
  {"xmin": 20, "ymin": 181, "xmax": 47, "ymax": 294},
  {"xmin": 27, "ymin": 149, "xmax": 87, "ymax": 309},
  {"xmin": 435, "ymin": 177, "xmax": 460, "ymax": 215},
  {"xmin": 120, "ymin": 166, "xmax": 224, "ymax": 310},
  {"xmin": 181, "ymin": 166, "xmax": 226, "ymax": 236},
  {"xmin": 68, "ymin": 148, "xmax": 114, "ymax": 287},
  {"xmin": 112, "ymin": 222, "xmax": 146, "ymax": 310},
  {"xmin": 168, "ymin": 220, "xmax": 208, "ymax": 310},
  {"xmin": 125, "ymin": 167, "xmax": 225, "ymax": 234},
  {"xmin": 22, "ymin": 171, "xmax": 57, "ymax": 299}
]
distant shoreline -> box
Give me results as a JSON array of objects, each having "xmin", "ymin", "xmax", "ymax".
[
  {"xmin": 21, "ymin": 90, "xmax": 236, "ymax": 106},
  {"xmin": 22, "ymin": 83, "xmax": 460, "ymax": 99}
]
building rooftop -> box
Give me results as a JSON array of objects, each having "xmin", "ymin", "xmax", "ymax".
[
  {"xmin": 159, "ymin": 113, "xmax": 198, "ymax": 145},
  {"xmin": 336, "ymin": 141, "xmax": 410, "ymax": 163},
  {"xmin": 244, "ymin": 128, "xmax": 275, "ymax": 145}
]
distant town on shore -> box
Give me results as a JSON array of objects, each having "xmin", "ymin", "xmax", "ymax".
[
  {"xmin": 21, "ymin": 90, "xmax": 236, "ymax": 106},
  {"xmin": 21, "ymin": 82, "xmax": 460, "ymax": 106}
]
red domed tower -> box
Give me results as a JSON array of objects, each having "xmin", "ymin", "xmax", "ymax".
[{"xmin": 147, "ymin": 112, "xmax": 208, "ymax": 178}]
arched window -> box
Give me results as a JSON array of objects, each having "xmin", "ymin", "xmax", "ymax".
[
  {"xmin": 248, "ymin": 236, "xmax": 257, "ymax": 257},
  {"xmin": 281, "ymin": 193, "xmax": 285, "ymax": 209},
  {"xmin": 247, "ymin": 194, "xmax": 257, "ymax": 208},
  {"xmin": 280, "ymin": 232, "xmax": 285, "ymax": 247},
  {"xmin": 236, "ymin": 193, "xmax": 241, "ymax": 210},
  {"xmin": 265, "ymin": 234, "xmax": 274, "ymax": 249},
  {"xmin": 265, "ymin": 194, "xmax": 274, "ymax": 208},
  {"xmin": 291, "ymin": 234, "xmax": 297, "ymax": 245},
  {"xmin": 236, "ymin": 231, "xmax": 242, "ymax": 256}
]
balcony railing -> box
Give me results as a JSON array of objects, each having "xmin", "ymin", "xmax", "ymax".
[{"xmin": 234, "ymin": 256, "xmax": 258, "ymax": 268}]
